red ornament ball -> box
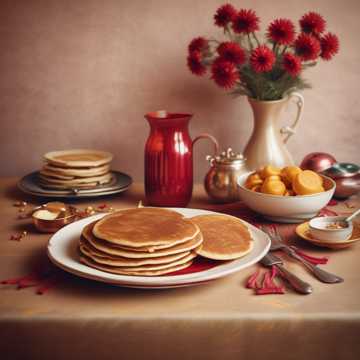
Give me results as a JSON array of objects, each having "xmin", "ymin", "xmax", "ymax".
[
  {"xmin": 294, "ymin": 33, "xmax": 321, "ymax": 61},
  {"xmin": 320, "ymin": 32, "xmax": 339, "ymax": 61},
  {"xmin": 214, "ymin": 3, "xmax": 237, "ymax": 27},
  {"xmin": 300, "ymin": 152, "xmax": 337, "ymax": 173},
  {"xmin": 217, "ymin": 42, "xmax": 246, "ymax": 65},
  {"xmin": 267, "ymin": 18, "xmax": 296, "ymax": 45},
  {"xmin": 211, "ymin": 58, "xmax": 239, "ymax": 89},
  {"xmin": 282, "ymin": 53, "xmax": 302, "ymax": 77},
  {"xmin": 232, "ymin": 9, "xmax": 260, "ymax": 34},
  {"xmin": 187, "ymin": 51, "xmax": 206, "ymax": 76},
  {"xmin": 300, "ymin": 12, "xmax": 326, "ymax": 35},
  {"xmin": 250, "ymin": 45, "xmax": 275, "ymax": 73}
]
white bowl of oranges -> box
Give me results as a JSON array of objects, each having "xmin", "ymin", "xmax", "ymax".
[{"xmin": 237, "ymin": 165, "xmax": 336, "ymax": 223}]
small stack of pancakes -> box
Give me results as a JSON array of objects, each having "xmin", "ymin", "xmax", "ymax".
[
  {"xmin": 79, "ymin": 208, "xmax": 254, "ymax": 276},
  {"xmin": 79, "ymin": 208, "xmax": 203, "ymax": 276},
  {"xmin": 39, "ymin": 149, "xmax": 114, "ymax": 190}
]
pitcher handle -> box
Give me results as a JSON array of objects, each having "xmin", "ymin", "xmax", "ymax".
[
  {"xmin": 193, "ymin": 133, "xmax": 219, "ymax": 155},
  {"xmin": 280, "ymin": 92, "xmax": 304, "ymax": 144}
]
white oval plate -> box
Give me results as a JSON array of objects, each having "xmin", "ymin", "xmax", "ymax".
[{"xmin": 47, "ymin": 208, "xmax": 270, "ymax": 289}]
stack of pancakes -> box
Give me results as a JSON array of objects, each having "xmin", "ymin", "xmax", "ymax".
[
  {"xmin": 39, "ymin": 149, "xmax": 114, "ymax": 190},
  {"xmin": 79, "ymin": 208, "xmax": 203, "ymax": 276}
]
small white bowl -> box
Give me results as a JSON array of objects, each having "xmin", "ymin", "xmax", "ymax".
[
  {"xmin": 309, "ymin": 216, "xmax": 353, "ymax": 242},
  {"xmin": 237, "ymin": 172, "xmax": 336, "ymax": 223}
]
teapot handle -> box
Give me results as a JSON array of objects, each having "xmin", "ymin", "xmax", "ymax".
[
  {"xmin": 193, "ymin": 133, "xmax": 219, "ymax": 155},
  {"xmin": 280, "ymin": 92, "xmax": 304, "ymax": 144}
]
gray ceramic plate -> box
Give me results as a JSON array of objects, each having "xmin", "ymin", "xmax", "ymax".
[{"xmin": 18, "ymin": 171, "xmax": 132, "ymax": 199}]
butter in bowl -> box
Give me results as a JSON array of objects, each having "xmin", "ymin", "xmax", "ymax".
[{"xmin": 32, "ymin": 202, "xmax": 78, "ymax": 233}]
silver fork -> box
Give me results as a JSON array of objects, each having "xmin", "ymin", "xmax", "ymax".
[{"xmin": 261, "ymin": 226, "xmax": 344, "ymax": 284}]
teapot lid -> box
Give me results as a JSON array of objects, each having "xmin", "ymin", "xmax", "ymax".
[{"xmin": 207, "ymin": 147, "xmax": 245, "ymax": 166}]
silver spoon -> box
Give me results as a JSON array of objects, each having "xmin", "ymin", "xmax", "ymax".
[{"xmin": 345, "ymin": 208, "xmax": 360, "ymax": 223}]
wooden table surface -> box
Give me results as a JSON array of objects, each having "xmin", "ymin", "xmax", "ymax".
[{"xmin": 0, "ymin": 177, "xmax": 359, "ymax": 360}]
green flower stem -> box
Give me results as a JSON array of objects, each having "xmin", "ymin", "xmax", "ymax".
[
  {"xmin": 247, "ymin": 33, "xmax": 254, "ymax": 50},
  {"xmin": 225, "ymin": 25, "xmax": 234, "ymax": 41},
  {"xmin": 252, "ymin": 32, "xmax": 261, "ymax": 47},
  {"xmin": 281, "ymin": 45, "xmax": 288, "ymax": 56}
]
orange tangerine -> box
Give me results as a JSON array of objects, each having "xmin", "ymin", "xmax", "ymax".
[
  {"xmin": 261, "ymin": 179, "xmax": 286, "ymax": 196},
  {"xmin": 266, "ymin": 175, "xmax": 281, "ymax": 181},
  {"xmin": 245, "ymin": 173, "xmax": 263, "ymax": 189},
  {"xmin": 293, "ymin": 170, "xmax": 324, "ymax": 195},
  {"xmin": 250, "ymin": 185, "xmax": 262, "ymax": 192},
  {"xmin": 281, "ymin": 166, "xmax": 302, "ymax": 184},
  {"xmin": 260, "ymin": 165, "xmax": 281, "ymax": 179}
]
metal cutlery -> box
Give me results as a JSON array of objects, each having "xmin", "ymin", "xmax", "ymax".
[
  {"xmin": 261, "ymin": 252, "xmax": 313, "ymax": 294},
  {"xmin": 261, "ymin": 225, "xmax": 344, "ymax": 284}
]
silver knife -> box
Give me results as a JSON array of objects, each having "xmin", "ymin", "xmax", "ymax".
[{"xmin": 261, "ymin": 252, "xmax": 313, "ymax": 294}]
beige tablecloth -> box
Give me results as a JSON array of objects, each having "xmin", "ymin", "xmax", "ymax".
[{"xmin": 0, "ymin": 177, "xmax": 359, "ymax": 360}]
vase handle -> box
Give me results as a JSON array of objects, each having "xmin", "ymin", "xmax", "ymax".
[
  {"xmin": 280, "ymin": 92, "xmax": 304, "ymax": 144},
  {"xmin": 193, "ymin": 133, "xmax": 219, "ymax": 155}
]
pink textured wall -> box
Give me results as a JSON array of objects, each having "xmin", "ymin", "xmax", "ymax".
[{"xmin": 0, "ymin": 0, "xmax": 359, "ymax": 181}]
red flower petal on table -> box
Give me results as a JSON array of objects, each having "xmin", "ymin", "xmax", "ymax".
[
  {"xmin": 188, "ymin": 37, "xmax": 209, "ymax": 53},
  {"xmin": 320, "ymin": 32, "xmax": 339, "ymax": 60},
  {"xmin": 267, "ymin": 18, "xmax": 296, "ymax": 45},
  {"xmin": 294, "ymin": 33, "xmax": 321, "ymax": 61},
  {"xmin": 211, "ymin": 58, "xmax": 239, "ymax": 89},
  {"xmin": 250, "ymin": 45, "xmax": 275, "ymax": 73},
  {"xmin": 282, "ymin": 53, "xmax": 302, "ymax": 76},
  {"xmin": 217, "ymin": 41, "xmax": 246, "ymax": 65},
  {"xmin": 187, "ymin": 51, "xmax": 207, "ymax": 76},
  {"xmin": 300, "ymin": 11, "xmax": 326, "ymax": 35},
  {"xmin": 214, "ymin": 3, "xmax": 237, "ymax": 27},
  {"xmin": 232, "ymin": 9, "xmax": 260, "ymax": 34}
]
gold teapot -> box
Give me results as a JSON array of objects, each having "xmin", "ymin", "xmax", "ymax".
[{"xmin": 204, "ymin": 148, "xmax": 248, "ymax": 203}]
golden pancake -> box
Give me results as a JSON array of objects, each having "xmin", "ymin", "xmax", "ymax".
[
  {"xmin": 79, "ymin": 236, "xmax": 193, "ymax": 266},
  {"xmin": 83, "ymin": 221, "xmax": 203, "ymax": 257},
  {"xmin": 44, "ymin": 149, "xmax": 113, "ymax": 168},
  {"xmin": 80, "ymin": 255, "xmax": 193, "ymax": 276},
  {"xmin": 191, "ymin": 214, "xmax": 254, "ymax": 260},
  {"xmin": 43, "ymin": 163, "xmax": 110, "ymax": 178},
  {"xmin": 40, "ymin": 169, "xmax": 75, "ymax": 180},
  {"xmin": 93, "ymin": 208, "xmax": 199, "ymax": 247},
  {"xmin": 79, "ymin": 242, "xmax": 196, "ymax": 270},
  {"xmin": 39, "ymin": 172, "xmax": 113, "ymax": 185}
]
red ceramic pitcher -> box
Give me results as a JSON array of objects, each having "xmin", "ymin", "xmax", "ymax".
[{"xmin": 145, "ymin": 111, "xmax": 218, "ymax": 207}]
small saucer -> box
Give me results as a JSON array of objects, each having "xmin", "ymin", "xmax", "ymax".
[{"xmin": 295, "ymin": 222, "xmax": 360, "ymax": 249}]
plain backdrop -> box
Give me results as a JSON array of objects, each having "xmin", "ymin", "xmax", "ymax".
[{"xmin": 0, "ymin": 0, "xmax": 359, "ymax": 181}]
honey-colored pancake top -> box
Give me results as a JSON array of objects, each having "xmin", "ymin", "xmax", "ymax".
[
  {"xmin": 83, "ymin": 220, "xmax": 203, "ymax": 257},
  {"xmin": 44, "ymin": 149, "xmax": 113, "ymax": 168},
  {"xmin": 191, "ymin": 214, "xmax": 253, "ymax": 260},
  {"xmin": 92, "ymin": 208, "xmax": 199, "ymax": 247}
]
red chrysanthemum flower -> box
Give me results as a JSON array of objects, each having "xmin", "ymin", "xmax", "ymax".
[
  {"xmin": 188, "ymin": 37, "xmax": 209, "ymax": 53},
  {"xmin": 282, "ymin": 53, "xmax": 302, "ymax": 76},
  {"xmin": 300, "ymin": 12, "xmax": 326, "ymax": 35},
  {"xmin": 211, "ymin": 58, "xmax": 239, "ymax": 89},
  {"xmin": 232, "ymin": 9, "xmax": 260, "ymax": 34},
  {"xmin": 250, "ymin": 45, "xmax": 275, "ymax": 73},
  {"xmin": 320, "ymin": 32, "xmax": 339, "ymax": 60},
  {"xmin": 267, "ymin": 18, "xmax": 296, "ymax": 45},
  {"xmin": 187, "ymin": 51, "xmax": 207, "ymax": 76},
  {"xmin": 214, "ymin": 3, "xmax": 237, "ymax": 27},
  {"xmin": 294, "ymin": 33, "xmax": 321, "ymax": 61},
  {"xmin": 217, "ymin": 42, "xmax": 246, "ymax": 65}
]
